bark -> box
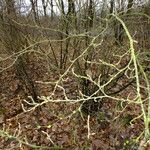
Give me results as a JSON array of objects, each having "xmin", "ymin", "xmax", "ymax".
[
  {"xmin": 30, "ymin": 0, "xmax": 39, "ymax": 24},
  {"xmin": 110, "ymin": 0, "xmax": 114, "ymax": 14},
  {"xmin": 42, "ymin": 0, "xmax": 47, "ymax": 17},
  {"xmin": 60, "ymin": 0, "xmax": 65, "ymax": 15},
  {"xmin": 50, "ymin": 0, "xmax": 54, "ymax": 20},
  {"xmin": 88, "ymin": 0, "xmax": 94, "ymax": 28}
]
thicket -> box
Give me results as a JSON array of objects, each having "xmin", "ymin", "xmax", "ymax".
[{"xmin": 0, "ymin": 0, "xmax": 150, "ymax": 149}]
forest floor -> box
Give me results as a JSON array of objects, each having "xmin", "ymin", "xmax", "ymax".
[{"xmin": 0, "ymin": 54, "xmax": 145, "ymax": 150}]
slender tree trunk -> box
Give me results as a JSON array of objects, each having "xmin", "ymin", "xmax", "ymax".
[
  {"xmin": 88, "ymin": 0, "xmax": 94, "ymax": 28},
  {"xmin": 42, "ymin": 0, "xmax": 47, "ymax": 17},
  {"xmin": 50, "ymin": 0, "xmax": 54, "ymax": 20},
  {"xmin": 30, "ymin": 0, "xmax": 39, "ymax": 24},
  {"xmin": 110, "ymin": 0, "xmax": 114, "ymax": 14},
  {"xmin": 60, "ymin": 0, "xmax": 65, "ymax": 15}
]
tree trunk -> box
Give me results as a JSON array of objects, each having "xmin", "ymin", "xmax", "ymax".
[
  {"xmin": 88, "ymin": 0, "xmax": 94, "ymax": 29},
  {"xmin": 42, "ymin": 0, "xmax": 47, "ymax": 17},
  {"xmin": 30, "ymin": 0, "xmax": 39, "ymax": 24},
  {"xmin": 50, "ymin": 0, "xmax": 54, "ymax": 20}
]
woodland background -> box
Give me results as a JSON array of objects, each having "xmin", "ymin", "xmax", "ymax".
[{"xmin": 0, "ymin": 0, "xmax": 150, "ymax": 149}]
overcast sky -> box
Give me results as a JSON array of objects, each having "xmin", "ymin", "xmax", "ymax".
[{"xmin": 20, "ymin": 0, "xmax": 149, "ymax": 15}]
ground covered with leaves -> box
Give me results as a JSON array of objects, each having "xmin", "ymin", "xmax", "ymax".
[{"xmin": 0, "ymin": 54, "xmax": 146, "ymax": 150}]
